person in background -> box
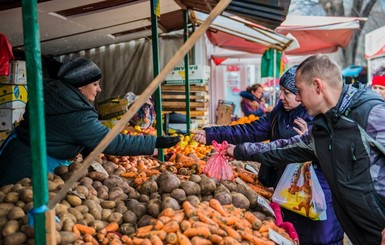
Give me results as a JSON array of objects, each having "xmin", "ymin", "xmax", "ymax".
[
  {"xmin": 226, "ymin": 54, "xmax": 385, "ymax": 245},
  {"xmin": 371, "ymin": 66, "xmax": 385, "ymax": 100},
  {"xmin": 240, "ymin": 83, "xmax": 266, "ymax": 117},
  {"xmin": 193, "ymin": 65, "xmax": 344, "ymax": 244},
  {"xmin": 0, "ymin": 57, "xmax": 179, "ymax": 187}
]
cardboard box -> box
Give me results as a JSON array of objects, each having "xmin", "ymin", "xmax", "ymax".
[
  {"xmin": 164, "ymin": 65, "xmax": 210, "ymax": 85},
  {"xmin": 97, "ymin": 97, "xmax": 129, "ymax": 120},
  {"xmin": 1, "ymin": 60, "xmax": 27, "ymax": 84},
  {"xmin": 0, "ymin": 85, "xmax": 28, "ymax": 109},
  {"xmin": 216, "ymin": 100, "xmax": 235, "ymax": 125},
  {"xmin": 0, "ymin": 108, "xmax": 25, "ymax": 131}
]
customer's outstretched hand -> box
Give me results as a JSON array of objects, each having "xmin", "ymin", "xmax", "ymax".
[
  {"xmin": 190, "ymin": 130, "xmax": 206, "ymax": 144},
  {"xmin": 155, "ymin": 136, "xmax": 180, "ymax": 148}
]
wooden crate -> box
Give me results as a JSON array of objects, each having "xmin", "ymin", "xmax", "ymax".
[{"xmin": 161, "ymin": 84, "xmax": 210, "ymax": 128}]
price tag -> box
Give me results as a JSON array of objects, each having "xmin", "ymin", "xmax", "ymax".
[
  {"xmin": 269, "ymin": 228, "xmax": 294, "ymax": 245},
  {"xmin": 91, "ymin": 161, "xmax": 109, "ymax": 176},
  {"xmin": 257, "ymin": 195, "xmax": 275, "ymax": 217}
]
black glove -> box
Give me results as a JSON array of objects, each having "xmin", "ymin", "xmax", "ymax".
[{"xmin": 155, "ymin": 136, "xmax": 181, "ymax": 148}]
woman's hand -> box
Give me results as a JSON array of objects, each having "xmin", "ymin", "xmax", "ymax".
[
  {"xmin": 381, "ymin": 228, "xmax": 385, "ymax": 245},
  {"xmin": 226, "ymin": 144, "xmax": 236, "ymax": 157},
  {"xmin": 293, "ymin": 117, "xmax": 308, "ymax": 136},
  {"xmin": 191, "ymin": 130, "xmax": 206, "ymax": 144}
]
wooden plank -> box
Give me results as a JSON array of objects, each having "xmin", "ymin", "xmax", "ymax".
[
  {"xmin": 162, "ymin": 110, "xmax": 208, "ymax": 117},
  {"xmin": 161, "ymin": 85, "xmax": 209, "ymax": 92},
  {"xmin": 162, "ymin": 101, "xmax": 208, "ymax": 108},
  {"xmin": 161, "ymin": 94, "xmax": 209, "ymax": 100}
]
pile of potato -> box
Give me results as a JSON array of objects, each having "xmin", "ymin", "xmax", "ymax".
[{"xmin": 0, "ymin": 157, "xmax": 275, "ymax": 244}]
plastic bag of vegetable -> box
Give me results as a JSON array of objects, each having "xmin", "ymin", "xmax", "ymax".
[{"xmin": 203, "ymin": 140, "xmax": 234, "ymax": 180}]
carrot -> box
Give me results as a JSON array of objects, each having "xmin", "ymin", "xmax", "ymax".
[
  {"xmin": 136, "ymin": 225, "xmax": 153, "ymax": 233},
  {"xmin": 149, "ymin": 230, "xmax": 167, "ymax": 240},
  {"xmin": 163, "ymin": 220, "xmax": 180, "ymax": 233},
  {"xmin": 222, "ymin": 236, "xmax": 242, "ymax": 245},
  {"xmin": 132, "ymin": 237, "xmax": 145, "ymax": 245},
  {"xmin": 191, "ymin": 236, "xmax": 212, "ymax": 245},
  {"xmin": 183, "ymin": 227, "xmax": 211, "ymax": 238},
  {"xmin": 209, "ymin": 234, "xmax": 223, "ymax": 243},
  {"xmin": 74, "ymin": 224, "xmax": 96, "ymax": 235},
  {"xmin": 244, "ymin": 211, "xmax": 263, "ymax": 230},
  {"xmin": 150, "ymin": 234, "xmax": 163, "ymax": 245},
  {"xmin": 252, "ymin": 230, "xmax": 262, "ymax": 238},
  {"xmin": 141, "ymin": 238, "xmax": 152, "ymax": 245},
  {"xmin": 183, "ymin": 201, "xmax": 197, "ymax": 217},
  {"xmin": 217, "ymin": 216, "xmax": 237, "ymax": 226},
  {"xmin": 180, "ymin": 220, "xmax": 192, "ymax": 232},
  {"xmin": 238, "ymin": 230, "xmax": 266, "ymax": 245},
  {"xmin": 159, "ymin": 207, "xmax": 175, "ymax": 217},
  {"xmin": 237, "ymin": 167, "xmax": 257, "ymax": 183},
  {"xmin": 209, "ymin": 199, "xmax": 228, "ymax": 216},
  {"xmin": 83, "ymin": 234, "xmax": 99, "ymax": 245},
  {"xmin": 219, "ymin": 224, "xmax": 242, "ymax": 241},
  {"xmin": 247, "ymin": 183, "xmax": 273, "ymax": 199},
  {"xmin": 109, "ymin": 238, "xmax": 124, "ymax": 245},
  {"xmin": 72, "ymin": 223, "xmax": 81, "ymax": 239},
  {"xmin": 177, "ymin": 231, "xmax": 192, "ymax": 245},
  {"xmin": 120, "ymin": 171, "xmax": 137, "ymax": 178},
  {"xmin": 259, "ymin": 220, "xmax": 276, "ymax": 233},
  {"xmin": 158, "ymin": 216, "xmax": 172, "ymax": 224},
  {"xmin": 153, "ymin": 220, "xmax": 164, "ymax": 230},
  {"xmin": 197, "ymin": 212, "xmax": 219, "ymax": 227},
  {"xmin": 166, "ymin": 232, "xmax": 178, "ymax": 244},
  {"xmin": 171, "ymin": 211, "xmax": 185, "ymax": 224},
  {"xmin": 104, "ymin": 222, "xmax": 119, "ymax": 232},
  {"xmin": 121, "ymin": 235, "xmax": 133, "ymax": 244}
]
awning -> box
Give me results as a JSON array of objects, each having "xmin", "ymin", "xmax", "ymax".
[
  {"xmin": 365, "ymin": 25, "xmax": 385, "ymax": 59},
  {"xmin": 193, "ymin": 11, "xmax": 294, "ymax": 54},
  {"xmin": 276, "ymin": 15, "xmax": 366, "ymax": 55}
]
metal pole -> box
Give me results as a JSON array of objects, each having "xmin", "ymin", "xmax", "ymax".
[
  {"xmin": 21, "ymin": 0, "xmax": 48, "ymax": 243},
  {"xmin": 184, "ymin": 9, "xmax": 191, "ymax": 133},
  {"xmin": 273, "ymin": 49, "xmax": 277, "ymax": 106},
  {"xmin": 150, "ymin": 0, "xmax": 164, "ymax": 161}
]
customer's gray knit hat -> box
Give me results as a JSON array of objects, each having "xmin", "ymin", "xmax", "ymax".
[
  {"xmin": 58, "ymin": 57, "xmax": 102, "ymax": 87},
  {"xmin": 279, "ymin": 65, "xmax": 298, "ymax": 95}
]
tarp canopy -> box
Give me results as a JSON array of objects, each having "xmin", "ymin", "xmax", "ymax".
[
  {"xmin": 193, "ymin": 11, "xmax": 294, "ymax": 54},
  {"xmin": 276, "ymin": 15, "xmax": 366, "ymax": 55},
  {"xmin": 365, "ymin": 25, "xmax": 385, "ymax": 59}
]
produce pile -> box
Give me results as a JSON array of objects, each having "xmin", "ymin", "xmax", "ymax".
[{"xmin": 0, "ymin": 153, "xmax": 289, "ymax": 244}]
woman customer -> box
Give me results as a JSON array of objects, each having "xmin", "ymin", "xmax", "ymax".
[
  {"xmin": 193, "ymin": 65, "xmax": 344, "ymax": 244},
  {"xmin": 240, "ymin": 83, "xmax": 266, "ymax": 116},
  {"xmin": 0, "ymin": 57, "xmax": 179, "ymax": 187}
]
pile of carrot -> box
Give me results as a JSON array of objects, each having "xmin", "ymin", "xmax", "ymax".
[
  {"xmin": 123, "ymin": 199, "xmax": 293, "ymax": 245},
  {"xmin": 236, "ymin": 167, "xmax": 273, "ymax": 199}
]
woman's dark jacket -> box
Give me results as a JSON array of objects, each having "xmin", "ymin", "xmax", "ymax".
[
  {"xmin": 235, "ymin": 84, "xmax": 385, "ymax": 244},
  {"xmin": 0, "ymin": 80, "xmax": 156, "ymax": 186},
  {"xmin": 239, "ymin": 91, "xmax": 264, "ymax": 117},
  {"xmin": 205, "ymin": 100, "xmax": 344, "ymax": 244}
]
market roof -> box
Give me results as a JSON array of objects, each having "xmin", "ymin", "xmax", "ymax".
[{"xmin": 0, "ymin": 0, "xmax": 291, "ymax": 56}]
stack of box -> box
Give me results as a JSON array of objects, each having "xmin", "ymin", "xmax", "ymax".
[{"xmin": 0, "ymin": 60, "xmax": 27, "ymax": 137}]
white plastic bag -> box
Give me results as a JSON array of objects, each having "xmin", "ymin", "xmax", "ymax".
[{"xmin": 272, "ymin": 162, "xmax": 327, "ymax": 220}]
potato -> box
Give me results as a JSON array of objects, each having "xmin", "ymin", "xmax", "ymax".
[
  {"xmin": 92, "ymin": 180, "xmax": 103, "ymax": 189},
  {"xmin": 62, "ymin": 218, "xmax": 75, "ymax": 232},
  {"xmin": 5, "ymin": 191, "xmax": 19, "ymax": 203},
  {"xmin": 88, "ymin": 171, "xmax": 108, "ymax": 182},
  {"xmin": 119, "ymin": 223, "xmax": 135, "ymax": 236},
  {"xmin": 132, "ymin": 203, "xmax": 146, "ymax": 219},
  {"xmin": 8, "ymin": 206, "xmax": 25, "ymax": 220},
  {"xmin": 214, "ymin": 184, "xmax": 230, "ymax": 195},
  {"xmin": 15, "ymin": 200, "xmax": 25, "ymax": 209},
  {"xmin": 20, "ymin": 225, "xmax": 35, "ymax": 238},
  {"xmin": 170, "ymin": 189, "xmax": 186, "ymax": 203},
  {"xmin": 59, "ymin": 231, "xmax": 76, "ymax": 244},
  {"xmin": 0, "ymin": 192, "xmax": 5, "ymax": 203},
  {"xmin": 161, "ymin": 197, "xmax": 180, "ymax": 211},
  {"xmin": 0, "ymin": 184, "xmax": 14, "ymax": 194},
  {"xmin": 115, "ymin": 201, "xmax": 128, "ymax": 214},
  {"xmin": 16, "ymin": 178, "xmax": 31, "ymax": 187},
  {"xmin": 101, "ymin": 200, "xmax": 116, "ymax": 209},
  {"xmin": 84, "ymin": 200, "xmax": 102, "ymax": 220},
  {"xmin": 123, "ymin": 210, "xmax": 137, "ymax": 224},
  {"xmin": 126, "ymin": 186, "xmax": 140, "ymax": 199},
  {"xmin": 199, "ymin": 175, "xmax": 216, "ymax": 195},
  {"xmin": 186, "ymin": 195, "xmax": 200, "ymax": 206},
  {"xmin": 68, "ymin": 207, "xmax": 83, "ymax": 221},
  {"xmin": 108, "ymin": 212, "xmax": 123, "ymax": 224},
  {"xmin": 140, "ymin": 180, "xmax": 158, "ymax": 196},
  {"xmin": 4, "ymin": 232, "xmax": 27, "ymax": 245},
  {"xmin": 0, "ymin": 203, "xmax": 15, "ymax": 216},
  {"xmin": 90, "ymin": 220, "xmax": 107, "ymax": 231},
  {"xmin": 189, "ymin": 174, "xmax": 201, "ymax": 183},
  {"xmin": 74, "ymin": 185, "xmax": 89, "ymax": 199},
  {"xmin": 19, "ymin": 188, "xmax": 33, "ymax": 203},
  {"xmin": 47, "ymin": 181, "xmax": 59, "ymax": 191},
  {"xmin": 11, "ymin": 184, "xmax": 23, "ymax": 192},
  {"xmin": 83, "ymin": 212, "xmax": 95, "ymax": 225},
  {"xmin": 137, "ymin": 215, "xmax": 152, "ymax": 228},
  {"xmin": 101, "ymin": 209, "xmax": 113, "ymax": 221},
  {"xmin": 54, "ymin": 165, "xmax": 68, "ymax": 176},
  {"xmin": 221, "ymin": 180, "xmax": 238, "ymax": 192},
  {"xmin": 74, "ymin": 204, "xmax": 89, "ymax": 214},
  {"xmin": 235, "ymin": 183, "xmax": 249, "ymax": 196},
  {"xmin": 108, "ymin": 187, "xmax": 125, "ymax": 201},
  {"xmin": 157, "ymin": 171, "xmax": 180, "ymax": 193},
  {"xmin": 80, "ymin": 176, "xmax": 93, "ymax": 187},
  {"xmin": 201, "ymin": 195, "xmax": 213, "ymax": 202},
  {"xmin": 181, "ymin": 181, "xmax": 201, "ymax": 196},
  {"xmin": 214, "ymin": 191, "xmax": 232, "ymax": 205},
  {"xmin": 138, "ymin": 194, "xmax": 149, "ymax": 203},
  {"xmin": 55, "ymin": 203, "xmax": 68, "ymax": 215},
  {"xmin": 245, "ymin": 190, "xmax": 259, "ymax": 209},
  {"xmin": 231, "ymin": 193, "xmax": 250, "ymax": 209},
  {"xmin": 2, "ymin": 220, "xmax": 19, "ymax": 237},
  {"xmin": 66, "ymin": 194, "xmax": 82, "ymax": 207},
  {"xmin": 23, "ymin": 202, "xmax": 34, "ymax": 213},
  {"xmin": 252, "ymin": 211, "xmax": 267, "ymax": 221},
  {"xmin": 103, "ymin": 176, "xmax": 123, "ymax": 190},
  {"xmin": 96, "ymin": 185, "xmax": 109, "ymax": 199}
]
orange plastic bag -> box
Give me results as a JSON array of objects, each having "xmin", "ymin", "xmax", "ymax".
[{"xmin": 203, "ymin": 140, "xmax": 234, "ymax": 180}]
